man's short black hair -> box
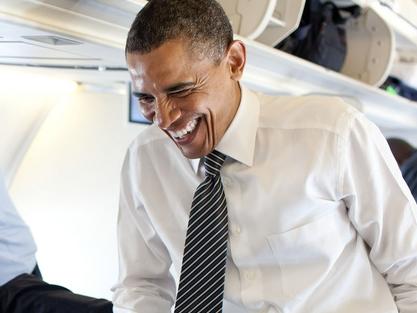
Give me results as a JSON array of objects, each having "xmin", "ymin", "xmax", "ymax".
[{"xmin": 125, "ymin": 0, "xmax": 233, "ymax": 63}]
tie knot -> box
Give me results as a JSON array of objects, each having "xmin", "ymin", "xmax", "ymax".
[{"xmin": 204, "ymin": 150, "xmax": 226, "ymax": 177}]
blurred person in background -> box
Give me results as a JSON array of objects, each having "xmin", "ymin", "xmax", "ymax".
[
  {"xmin": 0, "ymin": 171, "xmax": 112, "ymax": 313},
  {"xmin": 0, "ymin": 170, "xmax": 40, "ymax": 286}
]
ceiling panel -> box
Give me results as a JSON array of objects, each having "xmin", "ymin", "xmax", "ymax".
[
  {"xmin": 0, "ymin": 0, "xmax": 150, "ymax": 68},
  {"xmin": 0, "ymin": 20, "xmax": 125, "ymax": 67}
]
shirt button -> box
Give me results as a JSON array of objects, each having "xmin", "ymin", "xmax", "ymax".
[
  {"xmin": 222, "ymin": 177, "xmax": 232, "ymax": 187},
  {"xmin": 245, "ymin": 270, "xmax": 256, "ymax": 281},
  {"xmin": 232, "ymin": 225, "xmax": 241, "ymax": 235}
]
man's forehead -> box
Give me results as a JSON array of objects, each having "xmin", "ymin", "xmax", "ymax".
[
  {"xmin": 128, "ymin": 64, "xmax": 197, "ymax": 93},
  {"xmin": 127, "ymin": 66, "xmax": 144, "ymax": 92},
  {"xmin": 125, "ymin": 39, "xmax": 209, "ymax": 69},
  {"xmin": 128, "ymin": 67, "xmax": 139, "ymax": 77},
  {"xmin": 126, "ymin": 49, "xmax": 187, "ymax": 77},
  {"xmin": 127, "ymin": 56, "xmax": 213, "ymax": 93}
]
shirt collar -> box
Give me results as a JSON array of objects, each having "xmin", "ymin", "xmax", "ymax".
[
  {"xmin": 189, "ymin": 84, "xmax": 260, "ymax": 173},
  {"xmin": 216, "ymin": 84, "xmax": 259, "ymax": 167},
  {"xmin": 190, "ymin": 158, "xmax": 201, "ymax": 174}
]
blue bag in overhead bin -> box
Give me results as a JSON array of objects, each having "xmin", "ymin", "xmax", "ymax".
[
  {"xmin": 275, "ymin": 0, "xmax": 361, "ymax": 72},
  {"xmin": 381, "ymin": 76, "xmax": 417, "ymax": 101}
]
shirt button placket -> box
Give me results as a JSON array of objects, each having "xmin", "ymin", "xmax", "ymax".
[
  {"xmin": 222, "ymin": 176, "xmax": 232, "ymax": 187},
  {"xmin": 245, "ymin": 270, "xmax": 255, "ymax": 281},
  {"xmin": 240, "ymin": 267, "xmax": 263, "ymax": 308},
  {"xmin": 231, "ymin": 224, "xmax": 241, "ymax": 236}
]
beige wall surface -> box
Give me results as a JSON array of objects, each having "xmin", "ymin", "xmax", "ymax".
[{"xmin": 7, "ymin": 81, "xmax": 145, "ymax": 300}]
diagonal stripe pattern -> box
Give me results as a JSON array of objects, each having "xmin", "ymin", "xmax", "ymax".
[{"xmin": 174, "ymin": 150, "xmax": 228, "ymax": 313}]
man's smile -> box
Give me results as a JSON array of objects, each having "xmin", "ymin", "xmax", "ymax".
[{"xmin": 168, "ymin": 116, "xmax": 202, "ymax": 141}]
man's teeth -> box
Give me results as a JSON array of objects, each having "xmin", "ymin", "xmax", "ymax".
[{"xmin": 172, "ymin": 118, "xmax": 199, "ymax": 139}]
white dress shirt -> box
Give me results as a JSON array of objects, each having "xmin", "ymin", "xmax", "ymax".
[
  {"xmin": 0, "ymin": 172, "xmax": 37, "ymax": 286},
  {"xmin": 112, "ymin": 85, "xmax": 417, "ymax": 313}
]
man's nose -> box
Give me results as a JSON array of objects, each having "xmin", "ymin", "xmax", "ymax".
[{"xmin": 154, "ymin": 99, "xmax": 181, "ymax": 129}]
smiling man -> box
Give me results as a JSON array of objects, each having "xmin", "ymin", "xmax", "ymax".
[
  {"xmin": 112, "ymin": 1, "xmax": 417, "ymax": 313},
  {"xmin": 126, "ymin": 36, "xmax": 243, "ymax": 159}
]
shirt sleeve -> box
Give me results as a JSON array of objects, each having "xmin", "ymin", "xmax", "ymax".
[
  {"xmin": 340, "ymin": 111, "xmax": 417, "ymax": 312},
  {"xmin": 112, "ymin": 150, "xmax": 176, "ymax": 313}
]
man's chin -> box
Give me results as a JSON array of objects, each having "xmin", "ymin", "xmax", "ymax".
[
  {"xmin": 180, "ymin": 148, "xmax": 204, "ymax": 160},
  {"xmin": 178, "ymin": 144, "xmax": 212, "ymax": 160}
]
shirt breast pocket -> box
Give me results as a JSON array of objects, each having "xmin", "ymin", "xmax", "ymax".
[{"xmin": 266, "ymin": 207, "xmax": 354, "ymax": 299}]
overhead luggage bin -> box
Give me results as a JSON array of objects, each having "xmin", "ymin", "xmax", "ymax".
[
  {"xmin": 342, "ymin": 6, "xmax": 395, "ymax": 86},
  {"xmin": 218, "ymin": 0, "xmax": 306, "ymax": 46},
  {"xmin": 0, "ymin": 0, "xmax": 148, "ymax": 49}
]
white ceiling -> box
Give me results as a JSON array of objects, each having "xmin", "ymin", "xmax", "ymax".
[
  {"xmin": 0, "ymin": 20, "xmax": 125, "ymax": 68},
  {"xmin": 0, "ymin": 0, "xmax": 147, "ymax": 69}
]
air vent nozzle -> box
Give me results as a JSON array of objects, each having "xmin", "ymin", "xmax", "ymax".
[{"xmin": 21, "ymin": 35, "xmax": 82, "ymax": 46}]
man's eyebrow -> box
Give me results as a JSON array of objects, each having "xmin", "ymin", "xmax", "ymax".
[
  {"xmin": 132, "ymin": 91, "xmax": 149, "ymax": 98},
  {"xmin": 132, "ymin": 82, "xmax": 195, "ymax": 98},
  {"xmin": 164, "ymin": 82, "xmax": 195, "ymax": 93}
]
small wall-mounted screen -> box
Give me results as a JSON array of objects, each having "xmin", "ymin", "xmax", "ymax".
[{"xmin": 129, "ymin": 83, "xmax": 152, "ymax": 125}]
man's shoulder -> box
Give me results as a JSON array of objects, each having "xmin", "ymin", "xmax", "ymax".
[{"xmin": 258, "ymin": 93, "xmax": 360, "ymax": 136}]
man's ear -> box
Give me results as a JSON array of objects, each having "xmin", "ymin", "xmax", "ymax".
[{"xmin": 226, "ymin": 40, "xmax": 246, "ymax": 81}]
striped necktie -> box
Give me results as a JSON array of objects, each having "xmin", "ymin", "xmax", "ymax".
[{"xmin": 174, "ymin": 150, "xmax": 228, "ymax": 313}]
